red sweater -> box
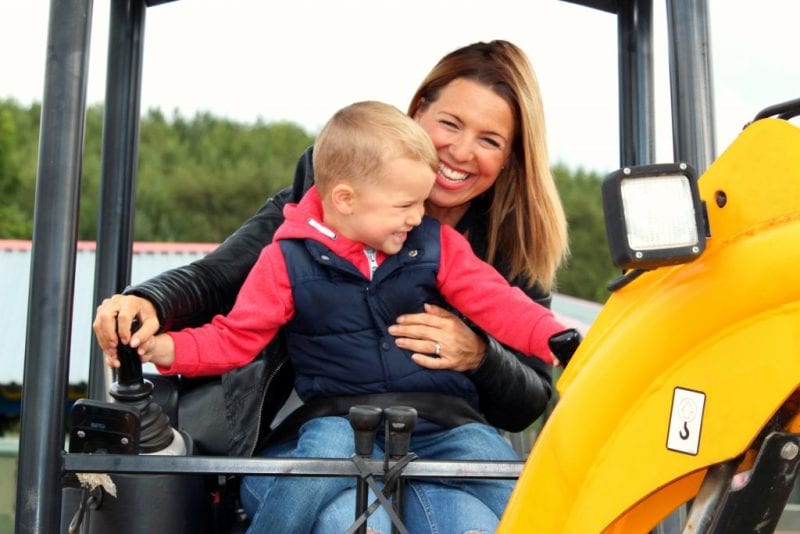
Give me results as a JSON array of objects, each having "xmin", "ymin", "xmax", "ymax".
[{"xmin": 163, "ymin": 187, "xmax": 565, "ymax": 376}]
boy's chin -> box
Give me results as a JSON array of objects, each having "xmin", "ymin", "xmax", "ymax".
[{"xmin": 377, "ymin": 243, "xmax": 403, "ymax": 255}]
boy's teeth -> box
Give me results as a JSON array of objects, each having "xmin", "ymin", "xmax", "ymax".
[{"xmin": 439, "ymin": 164, "xmax": 468, "ymax": 181}]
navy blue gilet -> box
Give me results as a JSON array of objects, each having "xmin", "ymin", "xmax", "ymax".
[{"xmin": 278, "ymin": 216, "xmax": 479, "ymax": 411}]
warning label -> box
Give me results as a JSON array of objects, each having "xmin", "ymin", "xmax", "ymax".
[{"xmin": 667, "ymin": 387, "xmax": 706, "ymax": 455}]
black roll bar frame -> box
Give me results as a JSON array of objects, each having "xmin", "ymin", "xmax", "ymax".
[{"xmin": 15, "ymin": 1, "xmax": 716, "ymax": 532}]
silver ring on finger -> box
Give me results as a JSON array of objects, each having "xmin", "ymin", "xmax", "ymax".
[{"xmin": 434, "ymin": 341, "xmax": 441, "ymax": 356}]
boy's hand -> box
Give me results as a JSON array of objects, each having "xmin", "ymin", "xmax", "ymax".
[{"xmin": 104, "ymin": 333, "xmax": 175, "ymax": 369}]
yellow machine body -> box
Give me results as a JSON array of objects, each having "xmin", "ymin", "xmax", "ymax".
[{"xmin": 499, "ymin": 118, "xmax": 800, "ymax": 533}]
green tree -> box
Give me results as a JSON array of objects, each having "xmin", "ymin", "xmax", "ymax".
[
  {"xmin": 0, "ymin": 99, "xmax": 38, "ymax": 238},
  {"xmin": 1, "ymin": 99, "xmax": 621, "ymax": 302},
  {"xmin": 554, "ymin": 164, "xmax": 618, "ymax": 303},
  {"xmin": 134, "ymin": 110, "xmax": 314, "ymax": 242},
  {"xmin": 77, "ymin": 105, "xmax": 104, "ymax": 240}
]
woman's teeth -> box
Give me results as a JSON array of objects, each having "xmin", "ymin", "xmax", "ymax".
[{"xmin": 439, "ymin": 164, "xmax": 469, "ymax": 182}]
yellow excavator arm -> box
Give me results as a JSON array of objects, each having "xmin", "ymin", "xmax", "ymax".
[{"xmin": 499, "ymin": 117, "xmax": 800, "ymax": 533}]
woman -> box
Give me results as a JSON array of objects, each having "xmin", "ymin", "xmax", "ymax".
[{"xmin": 93, "ymin": 40, "xmax": 568, "ymax": 532}]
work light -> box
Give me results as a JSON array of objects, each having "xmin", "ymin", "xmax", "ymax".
[{"xmin": 602, "ymin": 163, "xmax": 707, "ymax": 271}]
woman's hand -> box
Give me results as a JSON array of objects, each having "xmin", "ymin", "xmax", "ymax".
[
  {"xmin": 388, "ymin": 303, "xmax": 486, "ymax": 372},
  {"xmin": 92, "ymin": 294, "xmax": 160, "ymax": 363}
]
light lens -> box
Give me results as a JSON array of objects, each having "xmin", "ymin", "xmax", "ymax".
[{"xmin": 620, "ymin": 174, "xmax": 699, "ymax": 251}]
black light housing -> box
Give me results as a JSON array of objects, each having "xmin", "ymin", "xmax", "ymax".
[{"xmin": 602, "ymin": 162, "xmax": 707, "ymax": 271}]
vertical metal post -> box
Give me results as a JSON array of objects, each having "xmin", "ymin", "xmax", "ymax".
[
  {"xmin": 666, "ymin": 0, "xmax": 716, "ymax": 173},
  {"xmin": 88, "ymin": 0, "xmax": 147, "ymax": 401},
  {"xmin": 617, "ymin": 0, "xmax": 655, "ymax": 166},
  {"xmin": 15, "ymin": 0, "xmax": 94, "ymax": 532}
]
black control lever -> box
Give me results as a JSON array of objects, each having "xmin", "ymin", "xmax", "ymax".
[
  {"xmin": 111, "ymin": 317, "xmax": 148, "ymax": 399},
  {"xmin": 548, "ymin": 328, "xmax": 582, "ymax": 368},
  {"xmin": 384, "ymin": 406, "xmax": 417, "ymax": 534},
  {"xmin": 349, "ymin": 405, "xmax": 383, "ymax": 457},
  {"xmin": 109, "ymin": 317, "xmax": 173, "ymax": 452},
  {"xmin": 384, "ymin": 406, "xmax": 417, "ymax": 459},
  {"xmin": 349, "ymin": 405, "xmax": 383, "ymax": 534}
]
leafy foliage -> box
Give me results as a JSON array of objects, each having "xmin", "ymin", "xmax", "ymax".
[
  {"xmin": 133, "ymin": 109, "xmax": 313, "ymax": 242},
  {"xmin": 553, "ymin": 164, "xmax": 618, "ymax": 303},
  {"xmin": 0, "ymin": 100, "xmax": 616, "ymax": 302},
  {"xmin": 0, "ymin": 99, "xmax": 39, "ymax": 238},
  {"xmin": 0, "ymin": 100, "xmax": 314, "ymax": 243}
]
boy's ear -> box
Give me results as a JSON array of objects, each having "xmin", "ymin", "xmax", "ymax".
[{"xmin": 330, "ymin": 183, "xmax": 356, "ymax": 215}]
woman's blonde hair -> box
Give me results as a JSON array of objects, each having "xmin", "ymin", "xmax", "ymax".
[
  {"xmin": 313, "ymin": 101, "xmax": 437, "ymax": 195},
  {"xmin": 408, "ymin": 40, "xmax": 568, "ymax": 291}
]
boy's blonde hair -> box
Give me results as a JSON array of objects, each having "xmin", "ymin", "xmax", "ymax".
[{"xmin": 313, "ymin": 101, "xmax": 438, "ymax": 195}]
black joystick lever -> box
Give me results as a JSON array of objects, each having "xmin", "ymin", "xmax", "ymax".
[
  {"xmin": 111, "ymin": 317, "xmax": 149, "ymax": 400},
  {"xmin": 548, "ymin": 328, "xmax": 582, "ymax": 368},
  {"xmin": 349, "ymin": 405, "xmax": 383, "ymax": 457},
  {"xmin": 384, "ymin": 406, "xmax": 417, "ymax": 534},
  {"xmin": 384, "ymin": 406, "xmax": 417, "ymax": 459},
  {"xmin": 349, "ymin": 405, "xmax": 384, "ymax": 534},
  {"xmin": 110, "ymin": 317, "xmax": 174, "ymax": 452}
]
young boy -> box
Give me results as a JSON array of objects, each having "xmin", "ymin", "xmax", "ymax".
[
  {"xmin": 130, "ymin": 100, "xmax": 566, "ymax": 389},
  {"xmin": 113, "ymin": 101, "xmax": 568, "ymax": 530}
]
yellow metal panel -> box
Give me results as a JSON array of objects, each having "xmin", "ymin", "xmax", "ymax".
[{"xmin": 499, "ymin": 118, "xmax": 800, "ymax": 533}]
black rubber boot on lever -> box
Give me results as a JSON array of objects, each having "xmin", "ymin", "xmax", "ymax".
[
  {"xmin": 548, "ymin": 328, "xmax": 582, "ymax": 368},
  {"xmin": 349, "ymin": 405, "xmax": 383, "ymax": 534},
  {"xmin": 109, "ymin": 316, "xmax": 174, "ymax": 452},
  {"xmin": 350, "ymin": 405, "xmax": 383, "ymax": 457},
  {"xmin": 384, "ymin": 406, "xmax": 417, "ymax": 460},
  {"xmin": 384, "ymin": 406, "xmax": 417, "ymax": 534}
]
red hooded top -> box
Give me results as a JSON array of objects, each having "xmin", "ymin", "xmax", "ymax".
[{"xmin": 163, "ymin": 187, "xmax": 565, "ymax": 376}]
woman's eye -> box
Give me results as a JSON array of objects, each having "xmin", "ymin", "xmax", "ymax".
[
  {"xmin": 440, "ymin": 119, "xmax": 458, "ymax": 129},
  {"xmin": 482, "ymin": 137, "xmax": 502, "ymax": 149}
]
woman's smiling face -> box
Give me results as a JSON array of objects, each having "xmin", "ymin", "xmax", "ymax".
[{"xmin": 414, "ymin": 78, "xmax": 515, "ymax": 212}]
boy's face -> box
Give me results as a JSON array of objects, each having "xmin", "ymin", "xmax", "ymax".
[{"xmin": 343, "ymin": 157, "xmax": 435, "ymax": 255}]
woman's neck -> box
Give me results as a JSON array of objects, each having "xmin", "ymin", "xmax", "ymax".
[{"xmin": 425, "ymin": 201, "xmax": 470, "ymax": 228}]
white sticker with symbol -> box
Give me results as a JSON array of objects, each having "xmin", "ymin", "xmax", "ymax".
[{"xmin": 667, "ymin": 387, "xmax": 705, "ymax": 455}]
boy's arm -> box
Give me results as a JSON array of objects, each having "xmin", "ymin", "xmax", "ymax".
[
  {"xmin": 437, "ymin": 225, "xmax": 566, "ymax": 363},
  {"xmin": 157, "ymin": 243, "xmax": 295, "ymax": 377},
  {"xmin": 124, "ymin": 146, "xmax": 315, "ymax": 332},
  {"xmin": 146, "ymin": 333, "xmax": 176, "ymax": 368}
]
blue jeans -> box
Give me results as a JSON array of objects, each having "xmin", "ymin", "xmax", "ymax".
[{"xmin": 240, "ymin": 416, "xmax": 518, "ymax": 533}]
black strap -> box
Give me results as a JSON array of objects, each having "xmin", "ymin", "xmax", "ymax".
[
  {"xmin": 260, "ymin": 392, "xmax": 487, "ymax": 449},
  {"xmin": 346, "ymin": 453, "xmax": 416, "ymax": 534}
]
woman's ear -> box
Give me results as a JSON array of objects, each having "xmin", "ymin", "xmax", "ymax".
[{"xmin": 330, "ymin": 183, "xmax": 356, "ymax": 215}]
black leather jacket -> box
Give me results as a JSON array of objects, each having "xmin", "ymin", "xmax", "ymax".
[{"xmin": 127, "ymin": 147, "xmax": 554, "ymax": 456}]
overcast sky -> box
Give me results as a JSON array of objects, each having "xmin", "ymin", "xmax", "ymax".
[{"xmin": 3, "ymin": 1, "xmax": 799, "ymax": 174}]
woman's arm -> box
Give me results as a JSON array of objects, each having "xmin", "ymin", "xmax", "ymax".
[
  {"xmin": 392, "ymin": 303, "xmax": 553, "ymax": 432},
  {"xmin": 392, "ymin": 217, "xmax": 556, "ymax": 431},
  {"xmin": 468, "ymin": 335, "xmax": 553, "ymax": 432},
  {"xmin": 470, "ymin": 282, "xmax": 554, "ymax": 432},
  {"xmin": 393, "ymin": 297, "xmax": 555, "ymax": 432}
]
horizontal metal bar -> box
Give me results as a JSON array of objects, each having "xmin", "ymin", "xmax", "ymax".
[{"xmin": 62, "ymin": 453, "xmax": 523, "ymax": 479}]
